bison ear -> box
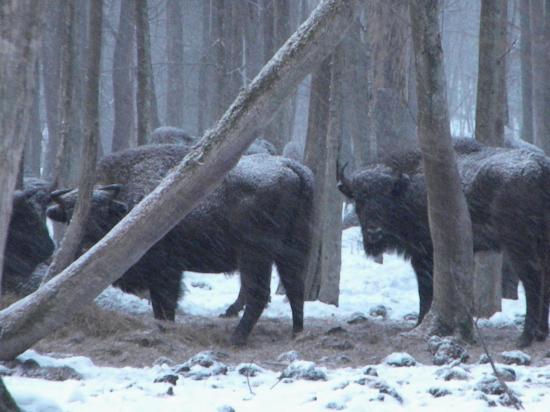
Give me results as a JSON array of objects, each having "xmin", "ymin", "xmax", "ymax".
[
  {"xmin": 336, "ymin": 161, "xmax": 354, "ymax": 199},
  {"xmin": 99, "ymin": 184, "xmax": 123, "ymax": 199},
  {"xmin": 391, "ymin": 173, "xmax": 410, "ymax": 197}
]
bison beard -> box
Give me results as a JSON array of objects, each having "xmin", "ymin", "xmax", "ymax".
[
  {"xmin": 47, "ymin": 146, "xmax": 313, "ymax": 346},
  {"xmin": 338, "ymin": 138, "xmax": 550, "ymax": 347}
]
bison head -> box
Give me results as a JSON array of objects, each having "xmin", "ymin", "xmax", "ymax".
[
  {"xmin": 338, "ymin": 163, "xmax": 411, "ymax": 247},
  {"xmin": 47, "ymin": 184, "xmax": 128, "ymax": 247}
]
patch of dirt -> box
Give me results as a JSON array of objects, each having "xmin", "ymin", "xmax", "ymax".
[{"xmin": 30, "ymin": 305, "xmax": 550, "ymax": 371}]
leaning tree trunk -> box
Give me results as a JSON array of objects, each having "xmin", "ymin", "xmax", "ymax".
[
  {"xmin": 0, "ymin": 0, "xmax": 43, "ymax": 407},
  {"xmin": 0, "ymin": 0, "xmax": 365, "ymax": 361},
  {"xmin": 42, "ymin": 0, "xmax": 103, "ymax": 284},
  {"xmin": 410, "ymin": 0, "xmax": 474, "ymax": 340}
]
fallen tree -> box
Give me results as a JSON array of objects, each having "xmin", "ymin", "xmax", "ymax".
[{"xmin": 0, "ymin": 0, "xmax": 365, "ymax": 360}]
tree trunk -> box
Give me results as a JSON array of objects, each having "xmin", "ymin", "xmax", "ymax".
[
  {"xmin": 538, "ymin": 0, "xmax": 550, "ymax": 153},
  {"xmin": 135, "ymin": 0, "xmax": 158, "ymax": 145},
  {"xmin": 410, "ymin": 0, "xmax": 474, "ymax": 340},
  {"xmin": 197, "ymin": 0, "xmax": 212, "ymax": 134},
  {"xmin": 474, "ymin": 0, "xmax": 508, "ymax": 317},
  {"xmin": 263, "ymin": 0, "xmax": 294, "ymax": 152},
  {"xmin": 531, "ymin": 0, "xmax": 547, "ymax": 150},
  {"xmin": 368, "ymin": 0, "xmax": 416, "ymax": 159},
  {"xmin": 521, "ymin": 0, "xmax": 534, "ymax": 143},
  {"xmin": 51, "ymin": 0, "xmax": 75, "ymax": 189},
  {"xmin": 42, "ymin": 0, "xmax": 103, "ymax": 284},
  {"xmin": 342, "ymin": 16, "xmax": 370, "ymax": 169},
  {"xmin": 112, "ymin": 0, "xmax": 135, "ymax": 152},
  {"xmin": 212, "ymin": 0, "xmax": 225, "ymax": 123},
  {"xmin": 165, "ymin": 0, "xmax": 185, "ymax": 127},
  {"xmin": 41, "ymin": 2, "xmax": 64, "ymax": 179},
  {"xmin": 243, "ymin": 1, "xmax": 263, "ymax": 83},
  {"xmin": 24, "ymin": 61, "xmax": 42, "ymax": 178},
  {"xmin": 303, "ymin": 50, "xmax": 344, "ymax": 304},
  {"xmin": 0, "ymin": 0, "xmax": 42, "ymax": 295},
  {"xmin": 0, "ymin": 0, "xmax": 365, "ymax": 361}
]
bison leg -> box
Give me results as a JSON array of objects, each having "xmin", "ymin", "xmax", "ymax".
[
  {"xmin": 506, "ymin": 249, "xmax": 544, "ymax": 347},
  {"xmin": 276, "ymin": 258, "xmax": 305, "ymax": 336},
  {"xmin": 411, "ymin": 256, "xmax": 433, "ymax": 325},
  {"xmin": 221, "ymin": 285, "xmax": 246, "ymax": 318},
  {"xmin": 231, "ymin": 255, "xmax": 272, "ymax": 346},
  {"xmin": 149, "ymin": 269, "xmax": 181, "ymax": 321}
]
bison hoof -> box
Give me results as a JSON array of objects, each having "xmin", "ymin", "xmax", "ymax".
[
  {"xmin": 230, "ymin": 332, "xmax": 248, "ymax": 347},
  {"xmin": 292, "ymin": 327, "xmax": 304, "ymax": 339},
  {"xmin": 516, "ymin": 333, "xmax": 535, "ymax": 348},
  {"xmin": 220, "ymin": 308, "xmax": 240, "ymax": 318}
]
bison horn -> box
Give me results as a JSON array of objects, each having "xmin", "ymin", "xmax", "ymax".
[
  {"xmin": 336, "ymin": 161, "xmax": 354, "ymax": 199},
  {"xmin": 99, "ymin": 184, "xmax": 123, "ymax": 199},
  {"xmin": 50, "ymin": 188, "xmax": 72, "ymax": 204}
]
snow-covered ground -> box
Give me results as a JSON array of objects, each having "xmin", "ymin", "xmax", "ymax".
[{"xmin": 4, "ymin": 228, "xmax": 547, "ymax": 411}]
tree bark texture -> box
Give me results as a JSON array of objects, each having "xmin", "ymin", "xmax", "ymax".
[
  {"xmin": 531, "ymin": 0, "xmax": 550, "ymax": 152},
  {"xmin": 476, "ymin": 0, "xmax": 507, "ymax": 146},
  {"xmin": 368, "ymin": 0, "xmax": 416, "ymax": 159},
  {"xmin": 0, "ymin": 0, "xmax": 365, "ymax": 361},
  {"xmin": 197, "ymin": 0, "xmax": 212, "ymax": 134},
  {"xmin": 521, "ymin": 0, "xmax": 534, "ymax": 143},
  {"xmin": 135, "ymin": 0, "xmax": 158, "ymax": 145},
  {"xmin": 165, "ymin": 0, "xmax": 185, "ymax": 127},
  {"xmin": 112, "ymin": 0, "xmax": 135, "ymax": 152},
  {"xmin": 473, "ymin": 0, "xmax": 508, "ymax": 317},
  {"xmin": 41, "ymin": 2, "xmax": 65, "ymax": 179},
  {"xmin": 51, "ymin": 0, "xmax": 75, "ymax": 189},
  {"xmin": 42, "ymin": 0, "xmax": 103, "ymax": 284},
  {"xmin": 410, "ymin": 0, "xmax": 474, "ymax": 339},
  {"xmin": 0, "ymin": 0, "xmax": 42, "ymax": 297},
  {"xmin": 24, "ymin": 61, "xmax": 42, "ymax": 178}
]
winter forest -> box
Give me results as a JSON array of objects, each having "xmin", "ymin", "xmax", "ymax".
[{"xmin": 1, "ymin": 0, "xmax": 550, "ymax": 410}]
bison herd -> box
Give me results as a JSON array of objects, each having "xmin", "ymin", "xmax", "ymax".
[{"xmin": 3, "ymin": 129, "xmax": 550, "ymax": 348}]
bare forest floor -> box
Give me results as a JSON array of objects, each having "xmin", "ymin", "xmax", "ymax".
[{"xmin": 26, "ymin": 304, "xmax": 550, "ymax": 371}]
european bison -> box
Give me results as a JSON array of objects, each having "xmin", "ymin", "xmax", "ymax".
[
  {"xmin": 338, "ymin": 138, "xmax": 550, "ymax": 347},
  {"xmin": 148, "ymin": 126, "xmax": 277, "ymax": 156},
  {"xmin": 47, "ymin": 145, "xmax": 313, "ymax": 345},
  {"xmin": 3, "ymin": 180, "xmax": 54, "ymax": 295}
]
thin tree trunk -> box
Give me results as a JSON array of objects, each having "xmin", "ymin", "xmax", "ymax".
[
  {"xmin": 521, "ymin": 0, "xmax": 534, "ymax": 143},
  {"xmin": 112, "ymin": 0, "xmax": 135, "ymax": 152},
  {"xmin": 165, "ymin": 0, "xmax": 185, "ymax": 127},
  {"xmin": 42, "ymin": 0, "xmax": 103, "ymax": 284},
  {"xmin": 410, "ymin": 0, "xmax": 474, "ymax": 340},
  {"xmin": 24, "ymin": 61, "xmax": 42, "ymax": 177},
  {"xmin": 540, "ymin": 0, "xmax": 550, "ymax": 153},
  {"xmin": 0, "ymin": 0, "xmax": 365, "ymax": 361},
  {"xmin": 135, "ymin": 0, "xmax": 154, "ymax": 145},
  {"xmin": 531, "ymin": 0, "xmax": 546, "ymax": 149},
  {"xmin": 51, "ymin": 0, "xmax": 75, "ymax": 189},
  {"xmin": 212, "ymin": 0, "xmax": 225, "ymax": 122},
  {"xmin": 197, "ymin": 0, "xmax": 212, "ymax": 134},
  {"xmin": 41, "ymin": 3, "xmax": 64, "ymax": 179}
]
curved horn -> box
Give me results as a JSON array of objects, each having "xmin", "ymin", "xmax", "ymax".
[
  {"xmin": 50, "ymin": 188, "xmax": 72, "ymax": 204},
  {"xmin": 336, "ymin": 161, "xmax": 354, "ymax": 199},
  {"xmin": 99, "ymin": 184, "xmax": 123, "ymax": 199}
]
